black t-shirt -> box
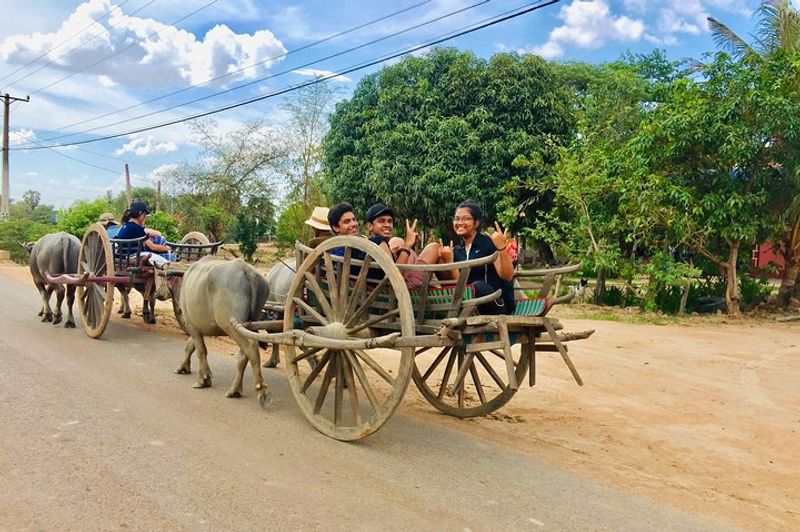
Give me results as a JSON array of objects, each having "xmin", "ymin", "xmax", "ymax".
[
  {"xmin": 454, "ymin": 232, "xmax": 516, "ymax": 312},
  {"xmin": 113, "ymin": 222, "xmax": 147, "ymax": 240}
]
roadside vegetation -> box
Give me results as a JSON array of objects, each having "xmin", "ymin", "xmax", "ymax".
[{"xmin": 2, "ymin": 0, "xmax": 798, "ymax": 318}]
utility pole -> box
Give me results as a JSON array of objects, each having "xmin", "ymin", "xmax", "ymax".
[
  {"xmin": 1, "ymin": 93, "xmax": 30, "ymax": 220},
  {"xmin": 156, "ymin": 179, "xmax": 161, "ymax": 212},
  {"xmin": 124, "ymin": 163, "xmax": 132, "ymax": 207}
]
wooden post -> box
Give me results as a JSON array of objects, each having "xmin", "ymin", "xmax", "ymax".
[
  {"xmin": 125, "ymin": 163, "xmax": 132, "ymax": 207},
  {"xmin": 1, "ymin": 93, "xmax": 29, "ymax": 220},
  {"xmin": 156, "ymin": 180, "xmax": 161, "ymax": 212}
]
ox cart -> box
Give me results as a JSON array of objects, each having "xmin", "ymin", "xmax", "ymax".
[
  {"xmin": 234, "ymin": 236, "xmax": 593, "ymax": 441},
  {"xmin": 47, "ymin": 224, "xmax": 221, "ymax": 338}
]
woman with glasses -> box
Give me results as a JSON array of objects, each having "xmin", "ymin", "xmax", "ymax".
[{"xmin": 445, "ymin": 200, "xmax": 516, "ymax": 314}]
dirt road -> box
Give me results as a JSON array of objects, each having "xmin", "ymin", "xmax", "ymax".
[{"xmin": 0, "ymin": 264, "xmax": 796, "ymax": 529}]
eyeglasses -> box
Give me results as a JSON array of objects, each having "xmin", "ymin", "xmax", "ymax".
[{"xmin": 452, "ymin": 216, "xmax": 474, "ymax": 223}]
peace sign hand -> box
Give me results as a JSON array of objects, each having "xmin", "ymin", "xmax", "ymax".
[
  {"xmin": 490, "ymin": 221, "xmax": 509, "ymax": 251},
  {"xmin": 404, "ymin": 218, "xmax": 418, "ymax": 248}
]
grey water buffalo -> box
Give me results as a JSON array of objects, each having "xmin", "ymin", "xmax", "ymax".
[
  {"xmin": 175, "ymin": 257, "xmax": 271, "ymax": 407},
  {"xmin": 28, "ymin": 232, "xmax": 80, "ymax": 327},
  {"xmin": 260, "ymin": 259, "xmax": 295, "ymax": 367}
]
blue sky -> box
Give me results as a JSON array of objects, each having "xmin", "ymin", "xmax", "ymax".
[{"xmin": 0, "ymin": 0, "xmax": 774, "ymax": 208}]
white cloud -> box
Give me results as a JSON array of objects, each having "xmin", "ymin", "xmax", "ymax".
[
  {"xmin": 292, "ymin": 68, "xmax": 351, "ymax": 83},
  {"xmin": 530, "ymin": 0, "xmax": 644, "ymax": 59},
  {"xmin": 115, "ymin": 136, "xmax": 178, "ymax": 156},
  {"xmin": 9, "ymin": 129, "xmax": 37, "ymax": 147},
  {"xmin": 0, "ymin": 0, "xmax": 287, "ymax": 88}
]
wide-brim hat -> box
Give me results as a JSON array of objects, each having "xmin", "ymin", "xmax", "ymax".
[
  {"xmin": 305, "ymin": 206, "xmax": 331, "ymax": 231},
  {"xmin": 98, "ymin": 212, "xmax": 117, "ymax": 225}
]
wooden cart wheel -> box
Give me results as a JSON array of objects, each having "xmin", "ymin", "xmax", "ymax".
[
  {"xmin": 283, "ymin": 235, "xmax": 415, "ymax": 441},
  {"xmin": 180, "ymin": 231, "xmax": 210, "ymax": 245},
  {"xmin": 412, "ymin": 339, "xmax": 530, "ymax": 418},
  {"xmin": 76, "ymin": 223, "xmax": 115, "ymax": 339}
]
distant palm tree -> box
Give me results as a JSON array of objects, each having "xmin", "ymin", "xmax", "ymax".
[
  {"xmin": 708, "ymin": 0, "xmax": 800, "ymax": 60},
  {"xmin": 707, "ymin": 0, "xmax": 800, "ymax": 306}
]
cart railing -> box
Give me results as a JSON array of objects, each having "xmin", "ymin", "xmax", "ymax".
[{"xmin": 166, "ymin": 240, "xmax": 223, "ymax": 263}]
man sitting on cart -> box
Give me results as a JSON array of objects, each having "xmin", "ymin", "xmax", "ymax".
[{"xmin": 114, "ymin": 201, "xmax": 176, "ymax": 266}]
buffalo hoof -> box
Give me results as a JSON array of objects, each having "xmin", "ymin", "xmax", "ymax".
[
  {"xmin": 64, "ymin": 320, "xmax": 76, "ymax": 329},
  {"xmin": 41, "ymin": 313, "xmax": 53, "ymax": 323},
  {"xmin": 225, "ymin": 389, "xmax": 242, "ymax": 398},
  {"xmin": 258, "ymin": 389, "xmax": 272, "ymax": 409},
  {"xmin": 37, "ymin": 309, "xmax": 44, "ymax": 317},
  {"xmin": 262, "ymin": 354, "xmax": 279, "ymax": 368},
  {"xmin": 121, "ymin": 311, "xmax": 131, "ymax": 319},
  {"xmin": 52, "ymin": 314, "xmax": 62, "ymax": 325},
  {"xmin": 175, "ymin": 365, "xmax": 191, "ymax": 375},
  {"xmin": 144, "ymin": 314, "xmax": 156, "ymax": 325},
  {"xmin": 193, "ymin": 375, "xmax": 212, "ymax": 388}
]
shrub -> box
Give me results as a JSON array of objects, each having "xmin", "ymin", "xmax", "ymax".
[
  {"xmin": 57, "ymin": 199, "xmax": 112, "ymax": 238},
  {"xmin": 0, "ymin": 219, "xmax": 54, "ymax": 263},
  {"xmin": 739, "ymin": 274, "xmax": 772, "ymax": 309},
  {"xmin": 145, "ymin": 211, "xmax": 180, "ymax": 242}
]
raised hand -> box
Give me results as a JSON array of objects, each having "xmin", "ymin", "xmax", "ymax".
[
  {"xmin": 404, "ymin": 218, "xmax": 419, "ymax": 247},
  {"xmin": 489, "ymin": 221, "xmax": 509, "ymax": 251},
  {"xmin": 439, "ymin": 240, "xmax": 454, "ymax": 263}
]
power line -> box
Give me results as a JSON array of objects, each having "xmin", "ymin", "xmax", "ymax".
[
  {"xmin": 74, "ymin": 146, "xmax": 160, "ymax": 169},
  {"xmin": 37, "ymin": 0, "xmax": 488, "ymax": 144},
  {"xmin": 3, "ymin": 0, "xmax": 158, "ymax": 90},
  {"xmin": 0, "ymin": 0, "xmax": 132, "ymax": 86},
  {"xmin": 18, "ymin": 0, "xmax": 561, "ymax": 151},
  {"xmin": 43, "ymin": 0, "xmax": 433, "ymax": 135},
  {"xmin": 27, "ymin": 0, "xmax": 217, "ymax": 98}
]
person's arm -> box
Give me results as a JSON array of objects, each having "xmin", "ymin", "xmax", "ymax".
[
  {"xmin": 144, "ymin": 238, "xmax": 170, "ymax": 253},
  {"xmin": 145, "ymin": 228, "xmax": 163, "ymax": 237},
  {"xmin": 489, "ymin": 222, "xmax": 514, "ymax": 281}
]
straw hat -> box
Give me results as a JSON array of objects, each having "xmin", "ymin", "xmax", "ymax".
[
  {"xmin": 98, "ymin": 212, "xmax": 117, "ymax": 225},
  {"xmin": 305, "ymin": 206, "xmax": 331, "ymax": 231}
]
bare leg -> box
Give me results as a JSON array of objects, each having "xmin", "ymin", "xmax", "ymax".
[
  {"xmin": 64, "ymin": 285, "xmax": 76, "ymax": 328},
  {"xmin": 417, "ymin": 242, "xmax": 443, "ymax": 264},
  {"xmin": 176, "ymin": 337, "xmax": 195, "ymax": 374}
]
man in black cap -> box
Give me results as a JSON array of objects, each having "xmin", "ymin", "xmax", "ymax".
[{"xmin": 114, "ymin": 201, "xmax": 173, "ymax": 265}]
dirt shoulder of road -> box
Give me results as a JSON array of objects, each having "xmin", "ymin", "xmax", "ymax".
[{"xmin": 5, "ymin": 263, "xmax": 798, "ymax": 530}]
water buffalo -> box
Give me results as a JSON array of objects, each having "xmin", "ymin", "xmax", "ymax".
[
  {"xmin": 260, "ymin": 259, "xmax": 295, "ymax": 367},
  {"xmin": 175, "ymin": 257, "xmax": 271, "ymax": 407},
  {"xmin": 28, "ymin": 232, "xmax": 80, "ymax": 327}
]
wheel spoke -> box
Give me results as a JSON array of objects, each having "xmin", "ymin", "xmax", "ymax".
[
  {"xmin": 295, "ymin": 346, "xmax": 323, "ymax": 363},
  {"xmin": 322, "ymin": 252, "xmax": 339, "ymax": 317},
  {"xmin": 293, "ymin": 297, "xmax": 329, "ymax": 325},
  {"xmin": 489, "ymin": 348, "xmax": 518, "ymax": 369},
  {"xmin": 313, "ymin": 352, "xmax": 337, "ymax": 414},
  {"xmin": 339, "ymin": 247, "xmax": 352, "ymax": 313},
  {"xmin": 437, "ymin": 349, "xmax": 457, "ymax": 400},
  {"xmin": 347, "ymin": 308, "xmax": 400, "ymax": 335},
  {"xmin": 302, "ymin": 272, "xmax": 334, "ymax": 320},
  {"xmin": 457, "ymin": 349, "xmax": 465, "ymax": 409},
  {"xmin": 345, "ymin": 350, "xmax": 378, "ymax": 410},
  {"xmin": 343, "ymin": 255, "xmax": 372, "ymax": 324},
  {"xmin": 334, "ymin": 354, "xmax": 344, "ymax": 425},
  {"xmin": 475, "ymin": 352, "xmax": 506, "ymax": 389},
  {"xmin": 344, "ymin": 277, "xmax": 389, "ymax": 328},
  {"xmin": 422, "ymin": 346, "xmax": 451, "ymax": 381},
  {"xmin": 300, "ymin": 350, "xmax": 331, "ymax": 393},
  {"xmin": 451, "ymin": 352, "xmax": 476, "ymax": 397},
  {"xmin": 341, "ymin": 354, "xmax": 362, "ymax": 425},
  {"xmin": 353, "ymin": 349, "xmax": 394, "ymax": 385},
  {"xmin": 469, "ymin": 360, "xmax": 487, "ymax": 405}
]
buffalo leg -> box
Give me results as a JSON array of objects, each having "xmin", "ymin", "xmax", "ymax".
[
  {"xmin": 191, "ymin": 334, "xmax": 213, "ymax": 388},
  {"xmin": 52, "ymin": 285, "xmax": 65, "ymax": 325},
  {"xmin": 40, "ymin": 285, "xmax": 54, "ymax": 322},
  {"xmin": 64, "ymin": 285, "xmax": 76, "ymax": 328},
  {"xmin": 176, "ymin": 338, "xmax": 195, "ymax": 374}
]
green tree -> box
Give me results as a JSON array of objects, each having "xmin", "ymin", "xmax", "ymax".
[
  {"xmin": 620, "ymin": 52, "xmax": 800, "ymax": 315},
  {"xmin": 708, "ymin": 0, "xmax": 800, "ymax": 305},
  {"xmin": 322, "ymin": 48, "xmax": 574, "ymax": 235},
  {"xmin": 57, "ymin": 198, "xmax": 112, "ymax": 238},
  {"xmin": 275, "ymin": 201, "xmax": 307, "ymax": 248},
  {"xmin": 22, "ymin": 190, "xmax": 41, "ymax": 210},
  {"xmin": 145, "ymin": 211, "xmax": 180, "ymax": 242},
  {"xmin": 0, "ymin": 219, "xmax": 52, "ymax": 263},
  {"xmin": 233, "ymin": 195, "xmax": 274, "ymax": 262}
]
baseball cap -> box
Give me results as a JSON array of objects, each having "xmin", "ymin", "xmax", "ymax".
[
  {"xmin": 128, "ymin": 201, "xmax": 150, "ymax": 217},
  {"xmin": 365, "ymin": 203, "xmax": 394, "ymax": 223}
]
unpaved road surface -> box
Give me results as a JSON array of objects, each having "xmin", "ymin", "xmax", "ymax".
[{"xmin": 1, "ymin": 264, "xmax": 795, "ymax": 529}]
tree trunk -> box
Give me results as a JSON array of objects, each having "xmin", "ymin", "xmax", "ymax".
[
  {"xmin": 777, "ymin": 260, "xmax": 800, "ymax": 307},
  {"xmin": 593, "ymin": 268, "xmax": 606, "ymax": 305},
  {"xmin": 793, "ymin": 270, "xmax": 800, "ymax": 301},
  {"xmin": 722, "ymin": 241, "xmax": 741, "ymax": 316},
  {"xmin": 536, "ymin": 241, "xmax": 556, "ymax": 266}
]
